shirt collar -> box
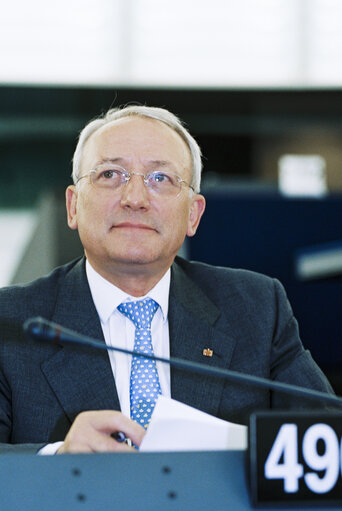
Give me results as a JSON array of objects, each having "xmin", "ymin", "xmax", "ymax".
[{"xmin": 86, "ymin": 260, "xmax": 170, "ymax": 324}]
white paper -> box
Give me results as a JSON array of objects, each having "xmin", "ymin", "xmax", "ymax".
[{"xmin": 140, "ymin": 396, "xmax": 247, "ymax": 452}]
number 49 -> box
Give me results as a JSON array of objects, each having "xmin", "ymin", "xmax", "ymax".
[{"xmin": 264, "ymin": 423, "xmax": 340, "ymax": 494}]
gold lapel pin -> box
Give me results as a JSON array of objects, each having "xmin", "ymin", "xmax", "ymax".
[{"xmin": 202, "ymin": 348, "xmax": 213, "ymax": 357}]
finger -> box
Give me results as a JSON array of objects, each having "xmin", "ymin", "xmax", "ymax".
[
  {"xmin": 58, "ymin": 442, "xmax": 94, "ymax": 454},
  {"xmin": 59, "ymin": 410, "xmax": 145, "ymax": 453},
  {"xmin": 76, "ymin": 429, "xmax": 134, "ymax": 453},
  {"xmin": 85, "ymin": 411, "xmax": 146, "ymax": 447},
  {"xmin": 116, "ymin": 416, "xmax": 146, "ymax": 447}
]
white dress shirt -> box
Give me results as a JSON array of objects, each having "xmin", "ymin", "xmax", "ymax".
[{"xmin": 86, "ymin": 260, "xmax": 171, "ymax": 417}]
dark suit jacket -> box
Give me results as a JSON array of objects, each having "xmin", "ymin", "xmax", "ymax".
[{"xmin": 0, "ymin": 256, "xmax": 334, "ymax": 452}]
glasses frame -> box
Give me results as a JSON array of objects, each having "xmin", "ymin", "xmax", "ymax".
[{"xmin": 76, "ymin": 164, "xmax": 195, "ymax": 198}]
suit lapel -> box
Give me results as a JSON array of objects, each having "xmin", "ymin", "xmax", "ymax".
[
  {"xmin": 169, "ymin": 260, "xmax": 238, "ymax": 417},
  {"xmin": 40, "ymin": 259, "xmax": 120, "ymax": 424}
]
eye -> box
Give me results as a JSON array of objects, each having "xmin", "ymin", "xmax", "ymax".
[
  {"xmin": 100, "ymin": 169, "xmax": 117, "ymax": 179},
  {"xmin": 153, "ymin": 172, "xmax": 167, "ymax": 182},
  {"xmin": 96, "ymin": 168, "xmax": 125, "ymax": 182},
  {"xmin": 150, "ymin": 172, "xmax": 173, "ymax": 184},
  {"xmin": 92, "ymin": 167, "xmax": 126, "ymax": 188}
]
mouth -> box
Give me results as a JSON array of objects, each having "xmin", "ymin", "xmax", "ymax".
[{"xmin": 112, "ymin": 222, "xmax": 157, "ymax": 232}]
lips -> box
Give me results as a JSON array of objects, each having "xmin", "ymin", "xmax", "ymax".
[{"xmin": 112, "ymin": 222, "xmax": 157, "ymax": 232}]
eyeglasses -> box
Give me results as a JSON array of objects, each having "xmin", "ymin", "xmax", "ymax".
[{"xmin": 76, "ymin": 164, "xmax": 194, "ymax": 198}]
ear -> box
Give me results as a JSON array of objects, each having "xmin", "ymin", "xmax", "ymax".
[
  {"xmin": 187, "ymin": 194, "xmax": 206, "ymax": 237},
  {"xmin": 66, "ymin": 185, "xmax": 78, "ymax": 230}
]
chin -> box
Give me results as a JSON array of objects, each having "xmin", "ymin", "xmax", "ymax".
[{"xmin": 111, "ymin": 250, "xmax": 159, "ymax": 266}]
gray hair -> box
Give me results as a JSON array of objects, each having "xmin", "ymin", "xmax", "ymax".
[{"xmin": 72, "ymin": 105, "xmax": 202, "ymax": 193}]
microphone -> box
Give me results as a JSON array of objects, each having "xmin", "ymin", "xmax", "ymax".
[{"xmin": 24, "ymin": 316, "xmax": 342, "ymax": 407}]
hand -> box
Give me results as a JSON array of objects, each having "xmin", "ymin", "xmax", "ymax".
[{"xmin": 57, "ymin": 410, "xmax": 145, "ymax": 454}]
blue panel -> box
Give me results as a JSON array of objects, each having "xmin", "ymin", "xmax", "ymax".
[{"xmin": 0, "ymin": 451, "xmax": 335, "ymax": 510}]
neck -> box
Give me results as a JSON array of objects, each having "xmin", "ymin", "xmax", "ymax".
[{"xmin": 86, "ymin": 257, "xmax": 172, "ymax": 297}]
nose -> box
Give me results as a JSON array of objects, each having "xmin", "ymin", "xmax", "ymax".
[{"xmin": 119, "ymin": 174, "xmax": 150, "ymax": 211}]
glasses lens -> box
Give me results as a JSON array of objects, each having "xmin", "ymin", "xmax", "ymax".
[
  {"xmin": 91, "ymin": 166, "xmax": 126, "ymax": 189},
  {"xmin": 147, "ymin": 171, "xmax": 181, "ymax": 196}
]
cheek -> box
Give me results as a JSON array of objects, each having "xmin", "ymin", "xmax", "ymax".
[
  {"xmin": 165, "ymin": 203, "xmax": 191, "ymax": 235},
  {"xmin": 77, "ymin": 193, "xmax": 111, "ymax": 224}
]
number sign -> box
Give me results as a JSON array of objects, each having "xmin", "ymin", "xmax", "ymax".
[{"xmin": 249, "ymin": 411, "xmax": 342, "ymax": 507}]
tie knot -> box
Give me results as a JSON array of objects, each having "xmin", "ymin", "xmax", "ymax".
[{"xmin": 118, "ymin": 298, "xmax": 159, "ymax": 329}]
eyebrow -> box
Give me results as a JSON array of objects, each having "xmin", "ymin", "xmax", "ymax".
[
  {"xmin": 96, "ymin": 158, "xmax": 125, "ymax": 166},
  {"xmin": 96, "ymin": 158, "xmax": 176, "ymax": 169},
  {"xmin": 148, "ymin": 160, "xmax": 174, "ymax": 168}
]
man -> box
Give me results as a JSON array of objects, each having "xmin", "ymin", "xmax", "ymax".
[{"xmin": 0, "ymin": 105, "xmax": 334, "ymax": 454}]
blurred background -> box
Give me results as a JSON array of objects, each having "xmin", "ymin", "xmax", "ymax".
[{"xmin": 1, "ymin": 0, "xmax": 342, "ymax": 390}]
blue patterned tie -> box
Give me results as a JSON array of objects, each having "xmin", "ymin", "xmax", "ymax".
[{"xmin": 117, "ymin": 298, "xmax": 161, "ymax": 429}]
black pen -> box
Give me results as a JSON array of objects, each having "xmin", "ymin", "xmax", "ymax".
[{"xmin": 111, "ymin": 431, "xmax": 132, "ymax": 446}]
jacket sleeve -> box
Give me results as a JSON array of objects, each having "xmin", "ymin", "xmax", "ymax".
[
  {"xmin": 269, "ymin": 278, "xmax": 336, "ymax": 409},
  {"xmin": 0, "ymin": 366, "xmax": 45, "ymax": 454}
]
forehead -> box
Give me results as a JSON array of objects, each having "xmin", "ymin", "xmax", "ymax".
[{"xmin": 82, "ymin": 116, "xmax": 192, "ymax": 172}]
